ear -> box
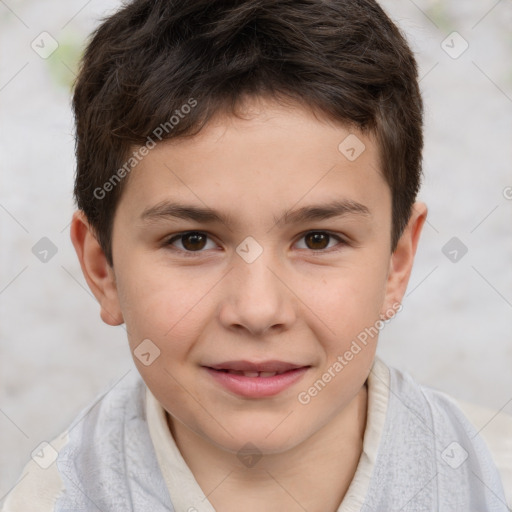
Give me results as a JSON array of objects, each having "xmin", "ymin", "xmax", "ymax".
[
  {"xmin": 69, "ymin": 210, "xmax": 124, "ymax": 326},
  {"xmin": 381, "ymin": 202, "xmax": 427, "ymax": 318}
]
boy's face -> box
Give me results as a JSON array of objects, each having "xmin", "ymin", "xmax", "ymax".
[{"xmin": 73, "ymin": 98, "xmax": 425, "ymax": 456}]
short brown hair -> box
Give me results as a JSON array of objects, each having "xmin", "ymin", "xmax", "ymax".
[{"xmin": 73, "ymin": 0, "xmax": 423, "ymax": 266}]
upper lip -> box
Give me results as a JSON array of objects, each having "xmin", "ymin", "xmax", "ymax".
[{"xmin": 206, "ymin": 360, "xmax": 308, "ymax": 373}]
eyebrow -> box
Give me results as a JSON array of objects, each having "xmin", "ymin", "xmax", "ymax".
[{"xmin": 140, "ymin": 199, "xmax": 371, "ymax": 227}]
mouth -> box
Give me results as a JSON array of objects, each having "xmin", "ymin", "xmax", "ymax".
[{"xmin": 202, "ymin": 360, "xmax": 310, "ymax": 398}]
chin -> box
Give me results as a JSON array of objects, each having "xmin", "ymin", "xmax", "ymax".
[{"xmin": 204, "ymin": 417, "xmax": 311, "ymax": 456}]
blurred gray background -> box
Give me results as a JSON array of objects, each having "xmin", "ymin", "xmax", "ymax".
[{"xmin": 1, "ymin": 0, "xmax": 511, "ymax": 498}]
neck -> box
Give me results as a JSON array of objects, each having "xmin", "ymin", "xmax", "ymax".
[{"xmin": 167, "ymin": 383, "xmax": 368, "ymax": 512}]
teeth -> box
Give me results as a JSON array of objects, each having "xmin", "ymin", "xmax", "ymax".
[
  {"xmin": 225, "ymin": 370, "xmax": 279, "ymax": 377},
  {"xmin": 259, "ymin": 371, "xmax": 278, "ymax": 377}
]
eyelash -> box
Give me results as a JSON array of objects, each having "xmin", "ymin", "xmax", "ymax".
[{"xmin": 164, "ymin": 231, "xmax": 348, "ymax": 257}]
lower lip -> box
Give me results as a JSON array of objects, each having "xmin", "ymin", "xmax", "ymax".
[{"xmin": 204, "ymin": 367, "xmax": 309, "ymax": 398}]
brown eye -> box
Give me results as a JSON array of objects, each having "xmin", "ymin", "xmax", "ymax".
[
  {"xmin": 181, "ymin": 232, "xmax": 207, "ymax": 251},
  {"xmin": 304, "ymin": 232, "xmax": 330, "ymax": 250},
  {"xmin": 167, "ymin": 231, "xmax": 215, "ymax": 253},
  {"xmin": 295, "ymin": 231, "xmax": 346, "ymax": 252}
]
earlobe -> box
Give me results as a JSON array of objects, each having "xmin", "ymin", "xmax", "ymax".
[
  {"xmin": 69, "ymin": 211, "xmax": 124, "ymax": 326},
  {"xmin": 381, "ymin": 202, "xmax": 428, "ymax": 317}
]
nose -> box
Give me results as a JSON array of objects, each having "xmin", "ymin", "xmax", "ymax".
[{"xmin": 217, "ymin": 248, "xmax": 296, "ymax": 337}]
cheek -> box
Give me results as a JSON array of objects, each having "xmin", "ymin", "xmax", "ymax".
[
  {"xmin": 115, "ymin": 260, "xmax": 217, "ymax": 354},
  {"xmin": 294, "ymin": 267, "xmax": 386, "ymax": 410},
  {"xmin": 305, "ymin": 261, "xmax": 388, "ymax": 331},
  {"xmin": 114, "ymin": 265, "xmax": 211, "ymax": 407},
  {"xmin": 298, "ymin": 263, "xmax": 389, "ymax": 386}
]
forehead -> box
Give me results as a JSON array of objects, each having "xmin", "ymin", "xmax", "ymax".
[{"xmin": 116, "ymin": 98, "xmax": 390, "ymax": 228}]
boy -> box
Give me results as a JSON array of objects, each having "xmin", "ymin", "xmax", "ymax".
[{"xmin": 3, "ymin": 0, "xmax": 511, "ymax": 510}]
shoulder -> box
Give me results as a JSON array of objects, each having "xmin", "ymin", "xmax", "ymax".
[
  {"xmin": 450, "ymin": 397, "xmax": 512, "ymax": 509},
  {"xmin": 1, "ymin": 431, "xmax": 68, "ymax": 512},
  {"xmin": 388, "ymin": 364, "xmax": 512, "ymax": 508},
  {"xmin": 1, "ymin": 372, "xmax": 146, "ymax": 511}
]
